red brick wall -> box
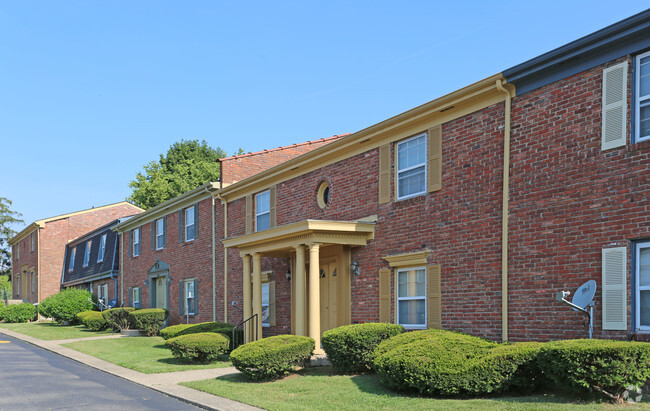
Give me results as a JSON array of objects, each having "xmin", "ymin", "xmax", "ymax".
[
  {"xmin": 121, "ymin": 197, "xmax": 218, "ymax": 326},
  {"xmin": 13, "ymin": 202, "xmax": 142, "ymax": 303},
  {"xmin": 220, "ymin": 136, "xmax": 344, "ymax": 184},
  {"xmin": 225, "ymin": 103, "xmax": 507, "ymax": 341},
  {"xmin": 11, "ymin": 230, "xmax": 38, "ymax": 302},
  {"xmin": 508, "ymin": 56, "xmax": 650, "ymax": 341}
]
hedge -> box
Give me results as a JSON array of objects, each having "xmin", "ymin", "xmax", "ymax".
[
  {"xmin": 160, "ymin": 321, "xmax": 234, "ymax": 340},
  {"xmin": 128, "ymin": 309, "xmax": 168, "ymax": 336},
  {"xmin": 165, "ymin": 332, "xmax": 229, "ymax": 363},
  {"xmin": 322, "ymin": 323, "xmax": 404, "ymax": 373},
  {"xmin": 1, "ymin": 303, "xmax": 37, "ymax": 323},
  {"xmin": 230, "ymin": 335, "xmax": 314, "ymax": 381},
  {"xmin": 538, "ymin": 339, "xmax": 650, "ymax": 403},
  {"xmin": 372, "ymin": 329, "xmax": 542, "ymax": 396},
  {"xmin": 160, "ymin": 324, "xmax": 193, "ymax": 340},
  {"xmin": 102, "ymin": 307, "xmax": 135, "ymax": 331},
  {"xmin": 38, "ymin": 288, "xmax": 95, "ymax": 324},
  {"xmin": 76, "ymin": 310, "xmax": 107, "ymax": 330}
]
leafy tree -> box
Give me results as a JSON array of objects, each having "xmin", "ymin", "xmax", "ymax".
[
  {"xmin": 128, "ymin": 140, "xmax": 227, "ymax": 209},
  {"xmin": 0, "ymin": 197, "xmax": 24, "ymax": 276}
]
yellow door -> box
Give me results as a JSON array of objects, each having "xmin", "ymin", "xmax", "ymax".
[
  {"xmin": 155, "ymin": 277, "xmax": 167, "ymax": 309},
  {"xmin": 319, "ymin": 260, "xmax": 338, "ymax": 333}
]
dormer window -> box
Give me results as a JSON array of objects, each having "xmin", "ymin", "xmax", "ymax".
[
  {"xmin": 83, "ymin": 240, "xmax": 92, "ymax": 267},
  {"xmin": 97, "ymin": 233, "xmax": 107, "ymax": 263},
  {"xmin": 68, "ymin": 248, "xmax": 76, "ymax": 271}
]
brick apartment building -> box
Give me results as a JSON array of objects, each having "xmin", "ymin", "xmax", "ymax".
[{"xmin": 9, "ymin": 202, "xmax": 143, "ymax": 303}]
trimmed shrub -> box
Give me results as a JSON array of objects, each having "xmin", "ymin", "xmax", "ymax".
[
  {"xmin": 2, "ymin": 303, "xmax": 36, "ymax": 323},
  {"xmin": 77, "ymin": 310, "xmax": 108, "ymax": 331},
  {"xmin": 38, "ymin": 288, "xmax": 94, "ymax": 324},
  {"xmin": 160, "ymin": 321, "xmax": 234, "ymax": 339},
  {"xmin": 128, "ymin": 308, "xmax": 168, "ymax": 336},
  {"xmin": 373, "ymin": 329, "xmax": 542, "ymax": 396},
  {"xmin": 322, "ymin": 323, "xmax": 404, "ymax": 373},
  {"xmin": 165, "ymin": 332, "xmax": 229, "ymax": 363},
  {"xmin": 0, "ymin": 299, "xmax": 5, "ymax": 321},
  {"xmin": 102, "ymin": 307, "xmax": 135, "ymax": 331},
  {"xmin": 538, "ymin": 339, "xmax": 650, "ymax": 403},
  {"xmin": 231, "ymin": 335, "xmax": 315, "ymax": 381}
]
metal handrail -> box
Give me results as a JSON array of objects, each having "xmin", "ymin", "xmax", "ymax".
[{"xmin": 232, "ymin": 313, "xmax": 258, "ymax": 350}]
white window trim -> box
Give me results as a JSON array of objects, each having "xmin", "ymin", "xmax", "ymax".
[
  {"xmin": 31, "ymin": 271, "xmax": 36, "ymax": 293},
  {"xmin": 156, "ymin": 218, "xmax": 164, "ymax": 250},
  {"xmin": 636, "ymin": 51, "xmax": 650, "ymax": 143},
  {"xmin": 262, "ymin": 282, "xmax": 270, "ymax": 327},
  {"xmin": 396, "ymin": 133, "xmax": 428, "ymax": 201},
  {"xmin": 97, "ymin": 233, "xmax": 107, "ymax": 263},
  {"xmin": 133, "ymin": 228, "xmax": 141, "ymax": 257},
  {"xmin": 185, "ymin": 207, "xmax": 195, "ymax": 242},
  {"xmin": 68, "ymin": 248, "xmax": 76, "ymax": 272},
  {"xmin": 636, "ymin": 241, "xmax": 650, "ymax": 331},
  {"xmin": 396, "ymin": 266, "xmax": 427, "ymax": 329},
  {"xmin": 132, "ymin": 287, "xmax": 141, "ymax": 308},
  {"xmin": 83, "ymin": 240, "xmax": 92, "ymax": 267},
  {"xmin": 184, "ymin": 279, "xmax": 196, "ymax": 315},
  {"xmin": 255, "ymin": 190, "xmax": 271, "ymax": 232},
  {"xmin": 30, "ymin": 232, "xmax": 35, "ymax": 252}
]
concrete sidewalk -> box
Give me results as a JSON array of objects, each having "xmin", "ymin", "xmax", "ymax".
[{"xmin": 0, "ymin": 327, "xmax": 261, "ymax": 411}]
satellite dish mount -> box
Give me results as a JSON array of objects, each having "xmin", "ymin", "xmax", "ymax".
[{"xmin": 555, "ymin": 280, "xmax": 597, "ymax": 339}]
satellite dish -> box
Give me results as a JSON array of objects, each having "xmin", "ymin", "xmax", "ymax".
[{"xmin": 571, "ymin": 280, "xmax": 597, "ymax": 311}]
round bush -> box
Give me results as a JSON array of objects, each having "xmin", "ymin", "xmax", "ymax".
[
  {"xmin": 373, "ymin": 329, "xmax": 541, "ymax": 396},
  {"xmin": 2, "ymin": 303, "xmax": 37, "ymax": 323},
  {"xmin": 160, "ymin": 321, "xmax": 234, "ymax": 340},
  {"xmin": 230, "ymin": 335, "xmax": 315, "ymax": 381},
  {"xmin": 128, "ymin": 308, "xmax": 168, "ymax": 336},
  {"xmin": 538, "ymin": 339, "xmax": 650, "ymax": 402},
  {"xmin": 38, "ymin": 288, "xmax": 94, "ymax": 324},
  {"xmin": 102, "ymin": 307, "xmax": 135, "ymax": 331},
  {"xmin": 165, "ymin": 332, "xmax": 229, "ymax": 363},
  {"xmin": 160, "ymin": 324, "xmax": 193, "ymax": 340},
  {"xmin": 322, "ymin": 323, "xmax": 404, "ymax": 373},
  {"xmin": 77, "ymin": 310, "xmax": 107, "ymax": 330}
]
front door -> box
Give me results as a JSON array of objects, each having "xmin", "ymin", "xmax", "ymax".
[
  {"xmin": 155, "ymin": 276, "xmax": 167, "ymax": 309},
  {"xmin": 319, "ymin": 259, "xmax": 339, "ymax": 333}
]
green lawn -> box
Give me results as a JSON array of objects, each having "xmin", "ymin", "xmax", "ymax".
[
  {"xmin": 63, "ymin": 336, "xmax": 232, "ymax": 374},
  {"xmin": 0, "ymin": 321, "xmax": 112, "ymax": 340},
  {"xmin": 183, "ymin": 367, "xmax": 650, "ymax": 411}
]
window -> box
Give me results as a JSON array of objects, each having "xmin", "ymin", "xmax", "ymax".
[
  {"xmin": 97, "ymin": 284, "xmax": 108, "ymax": 306},
  {"xmin": 397, "ymin": 267, "xmax": 427, "ymax": 328},
  {"xmin": 184, "ymin": 279, "xmax": 196, "ymax": 315},
  {"xmin": 132, "ymin": 287, "xmax": 141, "ymax": 309},
  {"xmin": 132, "ymin": 228, "xmax": 141, "ymax": 257},
  {"xmin": 317, "ymin": 181, "xmax": 330, "ymax": 209},
  {"xmin": 185, "ymin": 207, "xmax": 195, "ymax": 241},
  {"xmin": 635, "ymin": 51, "xmax": 650, "ymax": 142},
  {"xmin": 30, "ymin": 232, "xmax": 35, "ymax": 252},
  {"xmin": 31, "ymin": 271, "xmax": 36, "ymax": 293},
  {"xmin": 97, "ymin": 234, "xmax": 107, "ymax": 263},
  {"xmin": 255, "ymin": 190, "xmax": 271, "ymax": 231},
  {"xmin": 396, "ymin": 133, "xmax": 427, "ymax": 200},
  {"xmin": 156, "ymin": 218, "xmax": 165, "ymax": 250},
  {"xmin": 68, "ymin": 248, "xmax": 76, "ymax": 271},
  {"xmin": 262, "ymin": 282, "xmax": 270, "ymax": 327},
  {"xmin": 15, "ymin": 243, "xmax": 19, "ymax": 261},
  {"xmin": 16, "ymin": 273, "xmax": 21, "ymax": 296},
  {"xmin": 83, "ymin": 240, "xmax": 92, "ymax": 267},
  {"xmin": 636, "ymin": 242, "xmax": 650, "ymax": 330}
]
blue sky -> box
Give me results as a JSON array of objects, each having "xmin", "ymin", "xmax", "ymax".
[{"xmin": 2, "ymin": 1, "xmax": 648, "ymax": 229}]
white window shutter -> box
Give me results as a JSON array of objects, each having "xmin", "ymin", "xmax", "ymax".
[
  {"xmin": 602, "ymin": 247, "xmax": 627, "ymax": 330},
  {"xmin": 602, "ymin": 63, "xmax": 628, "ymax": 150}
]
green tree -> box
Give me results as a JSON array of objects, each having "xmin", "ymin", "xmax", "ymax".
[
  {"xmin": 0, "ymin": 197, "xmax": 24, "ymax": 276},
  {"xmin": 128, "ymin": 140, "xmax": 227, "ymax": 209}
]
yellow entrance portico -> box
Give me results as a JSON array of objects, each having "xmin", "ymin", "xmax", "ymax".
[{"xmin": 222, "ymin": 219, "xmax": 375, "ymax": 354}]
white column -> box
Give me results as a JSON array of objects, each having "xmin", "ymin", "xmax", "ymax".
[
  {"xmin": 252, "ymin": 252, "xmax": 263, "ymax": 341},
  {"xmin": 307, "ymin": 243, "xmax": 323, "ymax": 354}
]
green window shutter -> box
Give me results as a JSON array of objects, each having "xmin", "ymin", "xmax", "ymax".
[
  {"xmin": 269, "ymin": 281, "xmax": 276, "ymax": 326},
  {"xmin": 427, "ymin": 264, "xmax": 442, "ymax": 329},
  {"xmin": 270, "ymin": 186, "xmax": 277, "ymax": 228},
  {"xmin": 245, "ymin": 195, "xmax": 253, "ymax": 234},
  {"xmin": 128, "ymin": 231, "xmax": 132, "ymax": 257},
  {"xmin": 128, "ymin": 287, "xmax": 132, "ymax": 307},
  {"xmin": 602, "ymin": 62, "xmax": 628, "ymax": 150},
  {"xmin": 150, "ymin": 222, "xmax": 155, "ymax": 251},
  {"xmin": 194, "ymin": 278, "xmax": 199, "ymax": 314},
  {"xmin": 179, "ymin": 280, "xmax": 184, "ymax": 316},
  {"xmin": 378, "ymin": 268, "xmax": 391, "ymax": 322},
  {"xmin": 427, "ymin": 125, "xmax": 442, "ymax": 192},
  {"xmin": 602, "ymin": 247, "xmax": 627, "ymax": 330},
  {"xmin": 162, "ymin": 216, "xmax": 167, "ymax": 248},
  {"xmin": 178, "ymin": 210, "xmax": 184, "ymax": 243},
  {"xmin": 378, "ymin": 144, "xmax": 391, "ymax": 204},
  {"xmin": 194, "ymin": 203, "xmax": 199, "ymax": 238}
]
